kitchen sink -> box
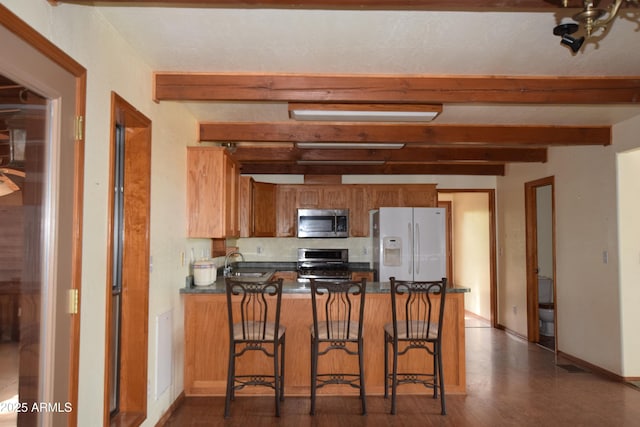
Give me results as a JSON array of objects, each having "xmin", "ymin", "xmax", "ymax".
[
  {"xmin": 232, "ymin": 271, "xmax": 264, "ymax": 277},
  {"xmin": 228, "ymin": 270, "xmax": 274, "ymax": 282}
]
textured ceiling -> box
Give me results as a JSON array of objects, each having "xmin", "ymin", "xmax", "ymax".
[{"xmin": 94, "ymin": 5, "xmax": 640, "ymax": 125}]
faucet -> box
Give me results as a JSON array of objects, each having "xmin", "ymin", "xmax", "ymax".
[{"xmin": 224, "ymin": 251, "xmax": 245, "ymax": 277}]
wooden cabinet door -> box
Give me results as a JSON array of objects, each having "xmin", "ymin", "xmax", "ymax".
[
  {"xmin": 276, "ymin": 185, "xmax": 298, "ymax": 237},
  {"xmin": 238, "ymin": 176, "xmax": 254, "ymax": 237},
  {"xmin": 271, "ymin": 271, "xmax": 298, "ymax": 282},
  {"xmin": 402, "ymin": 184, "xmax": 437, "ymax": 207},
  {"xmin": 297, "ymin": 186, "xmax": 322, "ymax": 208},
  {"xmin": 322, "ymin": 185, "xmax": 349, "ymax": 209},
  {"xmin": 253, "ymin": 182, "xmax": 277, "ymax": 237},
  {"xmin": 349, "ymin": 186, "xmax": 369, "ymax": 237},
  {"xmin": 351, "ymin": 271, "xmax": 374, "ymax": 282},
  {"xmin": 223, "ymin": 153, "xmax": 239, "ymax": 237},
  {"xmin": 187, "ymin": 147, "xmax": 239, "ymax": 238},
  {"xmin": 367, "ymin": 185, "xmax": 403, "ymax": 210},
  {"xmin": 187, "ymin": 147, "xmax": 224, "ymax": 237}
]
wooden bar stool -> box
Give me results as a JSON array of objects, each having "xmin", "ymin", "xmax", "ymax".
[
  {"xmin": 224, "ymin": 278, "xmax": 286, "ymax": 417},
  {"xmin": 384, "ymin": 277, "xmax": 447, "ymax": 415},
  {"xmin": 309, "ymin": 278, "xmax": 367, "ymax": 415}
]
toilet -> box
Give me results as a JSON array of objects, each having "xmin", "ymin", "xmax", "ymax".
[{"xmin": 538, "ymin": 276, "xmax": 554, "ymax": 336}]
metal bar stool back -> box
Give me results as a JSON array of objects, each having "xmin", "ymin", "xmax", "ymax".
[
  {"xmin": 384, "ymin": 277, "xmax": 447, "ymax": 415},
  {"xmin": 309, "ymin": 278, "xmax": 367, "ymax": 415},
  {"xmin": 224, "ymin": 278, "xmax": 286, "ymax": 417}
]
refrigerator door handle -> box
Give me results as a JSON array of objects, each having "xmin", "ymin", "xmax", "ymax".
[
  {"xmin": 408, "ymin": 222, "xmax": 413, "ymax": 275},
  {"xmin": 415, "ymin": 223, "xmax": 420, "ymax": 275}
]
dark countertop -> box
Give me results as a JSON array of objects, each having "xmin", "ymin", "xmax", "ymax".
[
  {"xmin": 181, "ymin": 280, "xmax": 469, "ymax": 295},
  {"xmin": 180, "ymin": 261, "xmax": 469, "ymax": 295}
]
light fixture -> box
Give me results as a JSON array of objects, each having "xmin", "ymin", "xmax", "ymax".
[
  {"xmin": 219, "ymin": 142, "xmax": 237, "ymax": 153},
  {"xmin": 296, "ymin": 142, "xmax": 405, "ymax": 149},
  {"xmin": 554, "ymin": 0, "xmax": 639, "ymax": 53},
  {"xmin": 288, "ymin": 103, "xmax": 442, "ymax": 122},
  {"xmin": 553, "ymin": 23, "xmax": 585, "ymax": 53}
]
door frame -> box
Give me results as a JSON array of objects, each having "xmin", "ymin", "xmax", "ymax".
[
  {"xmin": 103, "ymin": 92, "xmax": 151, "ymax": 426},
  {"xmin": 525, "ymin": 176, "xmax": 556, "ymax": 346},
  {"xmin": 0, "ymin": 6, "xmax": 86, "ymax": 426}
]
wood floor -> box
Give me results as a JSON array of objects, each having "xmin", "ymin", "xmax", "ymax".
[{"xmin": 163, "ymin": 326, "xmax": 640, "ymax": 426}]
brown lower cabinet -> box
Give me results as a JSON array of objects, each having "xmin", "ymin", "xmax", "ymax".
[{"xmin": 183, "ymin": 291, "xmax": 466, "ymax": 396}]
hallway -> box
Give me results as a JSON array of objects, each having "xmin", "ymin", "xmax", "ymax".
[{"xmin": 163, "ymin": 326, "xmax": 640, "ymax": 426}]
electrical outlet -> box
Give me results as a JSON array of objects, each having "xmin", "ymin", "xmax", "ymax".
[
  {"xmin": 512, "ymin": 305, "xmax": 517, "ymax": 315},
  {"xmin": 256, "ymin": 246, "xmax": 263, "ymax": 254}
]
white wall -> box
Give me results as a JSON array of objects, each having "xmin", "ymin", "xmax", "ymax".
[
  {"xmin": 498, "ymin": 114, "xmax": 640, "ymax": 377},
  {"xmin": 616, "ymin": 140, "xmax": 640, "ymax": 377},
  {"xmin": 2, "ymin": 2, "xmax": 206, "ymax": 425}
]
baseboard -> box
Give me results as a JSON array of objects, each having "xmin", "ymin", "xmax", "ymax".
[
  {"xmin": 495, "ymin": 323, "xmax": 528, "ymax": 341},
  {"xmin": 556, "ymin": 351, "xmax": 629, "ymax": 383},
  {"xmin": 154, "ymin": 391, "xmax": 185, "ymax": 427}
]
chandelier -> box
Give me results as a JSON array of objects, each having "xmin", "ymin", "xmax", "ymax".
[{"xmin": 553, "ymin": 0, "xmax": 639, "ymax": 53}]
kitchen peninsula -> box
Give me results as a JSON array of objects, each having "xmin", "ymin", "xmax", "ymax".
[{"xmin": 180, "ymin": 274, "xmax": 468, "ymax": 397}]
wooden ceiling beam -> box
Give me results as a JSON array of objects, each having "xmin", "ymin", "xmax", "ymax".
[
  {"xmin": 156, "ymin": 73, "xmax": 640, "ymax": 104},
  {"xmin": 53, "ymin": 1, "xmax": 583, "ymax": 10},
  {"xmin": 238, "ymin": 162, "xmax": 506, "ymax": 175},
  {"xmin": 200, "ymin": 122, "xmax": 610, "ymax": 146},
  {"xmin": 230, "ymin": 145, "xmax": 547, "ymax": 162}
]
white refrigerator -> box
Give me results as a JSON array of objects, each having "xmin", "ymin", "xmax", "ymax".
[{"xmin": 372, "ymin": 207, "xmax": 447, "ymax": 282}]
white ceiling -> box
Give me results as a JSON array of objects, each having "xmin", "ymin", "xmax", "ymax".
[{"xmin": 94, "ymin": 5, "xmax": 640, "ymax": 125}]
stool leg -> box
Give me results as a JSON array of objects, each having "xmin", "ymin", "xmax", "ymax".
[
  {"xmin": 383, "ymin": 333, "xmax": 389, "ymax": 399},
  {"xmin": 224, "ymin": 343, "xmax": 235, "ymax": 418},
  {"xmin": 391, "ymin": 339, "xmax": 398, "ymax": 415},
  {"xmin": 310, "ymin": 335, "xmax": 317, "ymax": 415},
  {"xmin": 274, "ymin": 343, "xmax": 281, "ymax": 417},
  {"xmin": 358, "ymin": 337, "xmax": 367, "ymax": 415},
  {"xmin": 280, "ymin": 336, "xmax": 286, "ymax": 401},
  {"xmin": 433, "ymin": 343, "xmax": 438, "ymax": 399},
  {"xmin": 437, "ymin": 343, "xmax": 446, "ymax": 415}
]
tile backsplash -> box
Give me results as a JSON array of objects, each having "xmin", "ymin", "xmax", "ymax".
[{"xmin": 230, "ymin": 237, "xmax": 372, "ymax": 263}]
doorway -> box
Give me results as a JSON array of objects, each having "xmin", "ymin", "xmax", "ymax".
[
  {"xmin": 525, "ymin": 177, "xmax": 557, "ymax": 351},
  {"xmin": 1, "ymin": 7, "xmax": 86, "ymax": 426},
  {"xmin": 438, "ymin": 189, "xmax": 496, "ymax": 328}
]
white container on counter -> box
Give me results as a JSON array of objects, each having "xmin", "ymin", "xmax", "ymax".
[{"xmin": 193, "ymin": 259, "xmax": 216, "ymax": 286}]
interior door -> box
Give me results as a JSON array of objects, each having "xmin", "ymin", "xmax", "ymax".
[{"xmin": 1, "ymin": 7, "xmax": 86, "ymax": 426}]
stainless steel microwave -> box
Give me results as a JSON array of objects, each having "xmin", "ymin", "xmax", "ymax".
[{"xmin": 297, "ymin": 208, "xmax": 349, "ymax": 238}]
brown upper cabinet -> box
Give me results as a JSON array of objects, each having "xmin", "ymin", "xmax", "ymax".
[
  {"xmin": 187, "ymin": 146, "xmax": 239, "ymax": 238},
  {"xmin": 267, "ymin": 183, "xmax": 437, "ymax": 238}
]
